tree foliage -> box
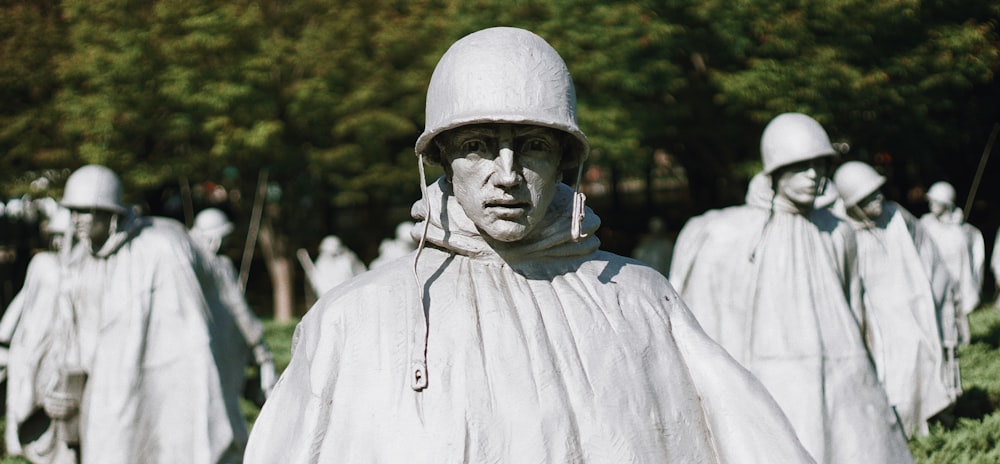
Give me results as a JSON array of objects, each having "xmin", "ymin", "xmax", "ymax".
[{"xmin": 1, "ymin": 0, "xmax": 998, "ymax": 315}]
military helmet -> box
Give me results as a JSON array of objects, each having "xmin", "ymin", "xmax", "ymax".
[
  {"xmin": 45, "ymin": 207, "xmax": 72, "ymax": 234},
  {"xmin": 832, "ymin": 161, "xmax": 886, "ymax": 207},
  {"xmin": 319, "ymin": 235, "xmax": 342, "ymax": 254},
  {"xmin": 414, "ymin": 27, "xmax": 588, "ymax": 169},
  {"xmin": 760, "ymin": 113, "xmax": 837, "ymax": 174},
  {"xmin": 926, "ymin": 181, "xmax": 956, "ymax": 206},
  {"xmin": 60, "ymin": 165, "xmax": 127, "ymax": 214},
  {"xmin": 192, "ymin": 208, "xmax": 234, "ymax": 238}
]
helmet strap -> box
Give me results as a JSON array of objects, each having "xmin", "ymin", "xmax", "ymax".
[
  {"xmin": 570, "ymin": 162, "xmax": 588, "ymax": 241},
  {"xmin": 409, "ymin": 155, "xmax": 432, "ymax": 392}
]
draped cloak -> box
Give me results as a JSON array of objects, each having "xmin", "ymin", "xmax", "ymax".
[
  {"xmin": 310, "ymin": 247, "xmax": 366, "ymax": 296},
  {"xmin": 244, "ymin": 178, "xmax": 815, "ymax": 464},
  {"xmin": 919, "ymin": 210, "xmax": 985, "ymax": 317},
  {"xmin": 197, "ymin": 247, "xmax": 267, "ymax": 405},
  {"xmin": 842, "ymin": 202, "xmax": 952, "ymax": 437},
  {"xmin": 668, "ymin": 174, "xmax": 913, "ymax": 464},
  {"xmin": 993, "ymin": 228, "xmax": 1000, "ymax": 295},
  {"xmin": 2, "ymin": 251, "xmax": 66, "ymax": 460},
  {"xmin": 44, "ymin": 215, "xmax": 248, "ymax": 464}
]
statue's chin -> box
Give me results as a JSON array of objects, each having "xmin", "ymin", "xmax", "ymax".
[{"xmin": 479, "ymin": 220, "xmax": 532, "ymax": 243}]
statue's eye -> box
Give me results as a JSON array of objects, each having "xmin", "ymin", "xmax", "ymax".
[
  {"xmin": 523, "ymin": 139, "xmax": 549, "ymax": 152},
  {"xmin": 462, "ymin": 140, "xmax": 486, "ymax": 153}
]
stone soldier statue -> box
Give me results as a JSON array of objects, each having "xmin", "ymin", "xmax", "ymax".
[
  {"xmin": 832, "ymin": 161, "xmax": 955, "ymax": 437},
  {"xmin": 305, "ymin": 235, "xmax": 366, "ymax": 295},
  {"xmin": 2, "ymin": 208, "xmax": 73, "ymax": 462},
  {"xmin": 189, "ymin": 207, "xmax": 277, "ymax": 403},
  {"xmin": 919, "ymin": 181, "xmax": 985, "ymax": 345},
  {"xmin": 670, "ymin": 113, "xmax": 914, "ymax": 463},
  {"xmin": 244, "ymin": 27, "xmax": 814, "ymax": 464},
  {"xmin": 39, "ymin": 165, "xmax": 248, "ymax": 463},
  {"xmin": 368, "ymin": 221, "xmax": 418, "ymax": 269}
]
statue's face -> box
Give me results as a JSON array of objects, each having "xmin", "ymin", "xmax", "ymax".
[
  {"xmin": 773, "ymin": 158, "xmax": 828, "ymax": 209},
  {"xmin": 71, "ymin": 209, "xmax": 114, "ymax": 251},
  {"xmin": 928, "ymin": 198, "xmax": 950, "ymax": 217},
  {"xmin": 856, "ymin": 190, "xmax": 884, "ymax": 220},
  {"xmin": 439, "ymin": 124, "xmax": 563, "ymax": 242}
]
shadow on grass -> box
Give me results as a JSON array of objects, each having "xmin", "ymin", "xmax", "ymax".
[{"xmin": 928, "ymin": 386, "xmax": 995, "ymax": 429}]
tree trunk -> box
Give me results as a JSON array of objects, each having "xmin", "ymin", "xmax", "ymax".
[{"xmin": 257, "ymin": 208, "xmax": 295, "ymax": 323}]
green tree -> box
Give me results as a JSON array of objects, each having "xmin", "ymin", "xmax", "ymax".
[
  {"xmin": 0, "ymin": 1, "xmax": 69, "ymax": 192},
  {"xmin": 685, "ymin": 0, "xmax": 1000, "ymax": 209}
]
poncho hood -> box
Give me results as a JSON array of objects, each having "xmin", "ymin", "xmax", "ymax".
[{"xmin": 411, "ymin": 177, "xmax": 601, "ymax": 264}]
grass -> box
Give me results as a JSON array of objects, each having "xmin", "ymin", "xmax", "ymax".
[{"xmin": 3, "ymin": 307, "xmax": 1000, "ymax": 462}]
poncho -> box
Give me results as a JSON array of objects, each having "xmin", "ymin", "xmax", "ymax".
[
  {"xmin": 310, "ymin": 248, "xmax": 366, "ymax": 295},
  {"xmin": 841, "ymin": 202, "xmax": 952, "ymax": 437},
  {"xmin": 919, "ymin": 209, "xmax": 985, "ymax": 317},
  {"xmin": 993, "ymin": 228, "xmax": 1000, "ymax": 293},
  {"xmin": 2, "ymin": 251, "xmax": 68, "ymax": 460},
  {"xmin": 668, "ymin": 174, "xmax": 913, "ymax": 464},
  {"xmin": 45, "ymin": 215, "xmax": 248, "ymax": 464},
  {"xmin": 244, "ymin": 178, "xmax": 814, "ymax": 464}
]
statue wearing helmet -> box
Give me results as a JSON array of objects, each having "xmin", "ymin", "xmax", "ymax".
[
  {"xmin": 246, "ymin": 27, "xmax": 815, "ymax": 464},
  {"xmin": 368, "ymin": 221, "xmax": 417, "ymax": 270},
  {"xmin": 303, "ymin": 234, "xmax": 366, "ymax": 295},
  {"xmin": 189, "ymin": 207, "xmax": 277, "ymax": 405},
  {"xmin": 190, "ymin": 208, "xmax": 234, "ymax": 254},
  {"xmin": 26, "ymin": 164, "xmax": 251, "ymax": 463},
  {"xmin": 671, "ymin": 114, "xmax": 914, "ymax": 463},
  {"xmin": 60, "ymin": 165, "xmax": 130, "ymax": 257},
  {"xmin": 832, "ymin": 161, "xmax": 958, "ymax": 436},
  {"xmin": 919, "ymin": 181, "xmax": 985, "ymax": 345}
]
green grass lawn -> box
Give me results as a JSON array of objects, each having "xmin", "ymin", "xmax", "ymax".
[{"xmin": 3, "ymin": 307, "xmax": 1000, "ymax": 462}]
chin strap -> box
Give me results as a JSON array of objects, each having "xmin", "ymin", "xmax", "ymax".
[
  {"xmin": 571, "ymin": 162, "xmax": 588, "ymax": 241},
  {"xmin": 410, "ymin": 155, "xmax": 431, "ymax": 391}
]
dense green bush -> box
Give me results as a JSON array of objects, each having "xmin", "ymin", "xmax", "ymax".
[
  {"xmin": 910, "ymin": 307, "xmax": 1000, "ymax": 463},
  {"xmin": 3, "ymin": 308, "xmax": 999, "ymax": 462}
]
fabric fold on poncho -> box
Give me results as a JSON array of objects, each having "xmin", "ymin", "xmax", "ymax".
[{"xmin": 245, "ymin": 177, "xmax": 815, "ymax": 464}]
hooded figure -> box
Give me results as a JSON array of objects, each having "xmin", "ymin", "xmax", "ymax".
[
  {"xmin": 244, "ymin": 27, "xmax": 813, "ymax": 464},
  {"xmin": 669, "ymin": 114, "xmax": 913, "ymax": 464},
  {"xmin": 919, "ymin": 181, "xmax": 985, "ymax": 345},
  {"xmin": 34, "ymin": 165, "xmax": 248, "ymax": 464},
  {"xmin": 832, "ymin": 161, "xmax": 955, "ymax": 437},
  {"xmin": 993, "ymin": 228, "xmax": 1000, "ymax": 298},
  {"xmin": 368, "ymin": 221, "xmax": 418, "ymax": 269},
  {"xmin": 307, "ymin": 235, "xmax": 366, "ymax": 295},
  {"xmin": 1, "ymin": 208, "xmax": 72, "ymax": 461},
  {"xmin": 189, "ymin": 207, "xmax": 277, "ymax": 403}
]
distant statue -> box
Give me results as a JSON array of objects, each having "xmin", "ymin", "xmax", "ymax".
[
  {"xmin": 1, "ymin": 207, "xmax": 71, "ymax": 462},
  {"xmin": 630, "ymin": 217, "xmax": 674, "ymax": 276},
  {"xmin": 190, "ymin": 207, "xmax": 277, "ymax": 404},
  {"xmin": 993, "ymin": 227, "xmax": 1000, "ymax": 299},
  {"xmin": 919, "ymin": 181, "xmax": 985, "ymax": 345},
  {"xmin": 670, "ymin": 113, "xmax": 914, "ymax": 463},
  {"xmin": 35, "ymin": 165, "xmax": 248, "ymax": 463},
  {"xmin": 245, "ymin": 27, "xmax": 814, "ymax": 464},
  {"xmin": 304, "ymin": 235, "xmax": 366, "ymax": 296},
  {"xmin": 368, "ymin": 221, "xmax": 417, "ymax": 269},
  {"xmin": 832, "ymin": 161, "xmax": 955, "ymax": 437}
]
